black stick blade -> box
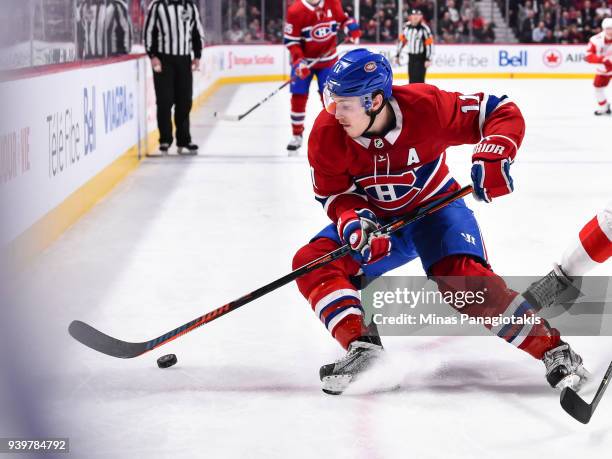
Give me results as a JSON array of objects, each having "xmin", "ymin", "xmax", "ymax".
[
  {"xmin": 560, "ymin": 387, "xmax": 593, "ymax": 424},
  {"xmin": 68, "ymin": 320, "xmax": 147, "ymax": 359}
]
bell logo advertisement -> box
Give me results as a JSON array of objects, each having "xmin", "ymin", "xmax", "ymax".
[
  {"xmin": 83, "ymin": 86, "xmax": 97, "ymax": 156},
  {"xmin": 498, "ymin": 50, "xmax": 528, "ymax": 67}
]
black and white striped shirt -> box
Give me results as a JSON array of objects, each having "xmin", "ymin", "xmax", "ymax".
[
  {"xmin": 144, "ymin": 0, "xmax": 205, "ymax": 58},
  {"xmin": 398, "ymin": 23, "xmax": 434, "ymax": 59},
  {"xmin": 77, "ymin": 0, "xmax": 132, "ymax": 58}
]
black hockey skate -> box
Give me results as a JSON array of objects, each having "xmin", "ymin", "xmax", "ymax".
[
  {"xmin": 146, "ymin": 143, "xmax": 170, "ymax": 157},
  {"xmin": 543, "ymin": 341, "xmax": 590, "ymax": 391},
  {"xmin": 320, "ymin": 336, "xmax": 383, "ymax": 395},
  {"xmin": 594, "ymin": 103, "xmax": 611, "ymax": 116},
  {"xmin": 523, "ymin": 264, "xmax": 580, "ymax": 310},
  {"xmin": 177, "ymin": 144, "xmax": 199, "ymax": 155}
]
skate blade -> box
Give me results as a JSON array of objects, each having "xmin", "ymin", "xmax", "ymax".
[
  {"xmin": 321, "ymin": 374, "xmax": 353, "ymax": 395},
  {"xmin": 555, "ymin": 367, "xmax": 591, "ymax": 392}
]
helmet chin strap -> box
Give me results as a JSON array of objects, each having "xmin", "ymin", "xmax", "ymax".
[{"xmin": 362, "ymin": 93, "xmax": 390, "ymax": 137}]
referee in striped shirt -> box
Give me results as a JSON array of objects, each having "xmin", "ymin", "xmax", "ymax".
[
  {"xmin": 395, "ymin": 9, "xmax": 434, "ymax": 84},
  {"xmin": 144, "ymin": 0, "xmax": 204, "ymax": 155},
  {"xmin": 77, "ymin": 0, "xmax": 132, "ymax": 59}
]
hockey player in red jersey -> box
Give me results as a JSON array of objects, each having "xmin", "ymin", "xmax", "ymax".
[
  {"xmin": 292, "ymin": 48, "xmax": 590, "ymax": 395},
  {"xmin": 524, "ymin": 202, "xmax": 612, "ymax": 309},
  {"xmin": 586, "ymin": 17, "xmax": 612, "ymax": 115},
  {"xmin": 283, "ymin": 0, "xmax": 361, "ymax": 153}
]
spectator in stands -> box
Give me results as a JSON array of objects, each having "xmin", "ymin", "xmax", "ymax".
[
  {"xmin": 532, "ymin": 21, "xmax": 548, "ymax": 42},
  {"xmin": 596, "ymin": 1, "xmax": 612, "ymax": 18},
  {"xmin": 266, "ymin": 18, "xmax": 283, "ymax": 42},
  {"xmin": 439, "ymin": 10, "xmax": 457, "ymax": 43},
  {"xmin": 412, "ymin": 0, "xmax": 434, "ymax": 21},
  {"xmin": 360, "ymin": 0, "xmax": 376, "ymax": 27},
  {"xmin": 542, "ymin": 28, "xmax": 556, "ymax": 43},
  {"xmin": 581, "ymin": 0, "xmax": 598, "ymax": 30},
  {"xmin": 248, "ymin": 17, "xmax": 263, "ymax": 41},
  {"xmin": 543, "ymin": 12, "xmax": 555, "ymax": 32},
  {"xmin": 441, "ymin": 0, "xmax": 461, "ymax": 24},
  {"xmin": 541, "ymin": 0, "xmax": 557, "ymax": 24},
  {"xmin": 380, "ymin": 17, "xmax": 395, "ymax": 42},
  {"xmin": 517, "ymin": 0, "xmax": 536, "ymax": 36},
  {"xmin": 567, "ymin": 23, "xmax": 584, "ymax": 42},
  {"xmin": 226, "ymin": 21, "xmax": 245, "ymax": 43},
  {"xmin": 480, "ymin": 21, "xmax": 496, "ymax": 44},
  {"xmin": 520, "ymin": 9, "xmax": 537, "ymax": 43},
  {"xmin": 559, "ymin": 9, "xmax": 573, "ymax": 30},
  {"xmin": 472, "ymin": 13, "xmax": 486, "ymax": 41},
  {"xmin": 558, "ymin": 28, "xmax": 570, "ymax": 43}
]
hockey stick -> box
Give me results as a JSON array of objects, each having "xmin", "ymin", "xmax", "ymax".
[
  {"xmin": 560, "ymin": 360, "xmax": 612, "ymax": 424},
  {"xmin": 69, "ymin": 185, "xmax": 473, "ymax": 359},
  {"xmin": 213, "ymin": 43, "xmax": 345, "ymax": 122}
]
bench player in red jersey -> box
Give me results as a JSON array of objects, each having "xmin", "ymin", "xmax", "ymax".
[
  {"xmin": 292, "ymin": 48, "xmax": 590, "ymax": 395},
  {"xmin": 283, "ymin": 0, "xmax": 361, "ymax": 153}
]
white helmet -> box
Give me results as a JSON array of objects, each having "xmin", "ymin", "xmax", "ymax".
[{"xmin": 603, "ymin": 17, "xmax": 612, "ymax": 29}]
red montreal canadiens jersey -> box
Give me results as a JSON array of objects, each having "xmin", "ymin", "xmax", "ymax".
[
  {"xmin": 308, "ymin": 84, "xmax": 525, "ymax": 222},
  {"xmin": 284, "ymin": 0, "xmax": 350, "ymax": 68}
]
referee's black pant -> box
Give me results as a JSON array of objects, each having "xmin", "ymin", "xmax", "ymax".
[
  {"xmin": 408, "ymin": 53, "xmax": 427, "ymax": 84},
  {"xmin": 153, "ymin": 54, "xmax": 193, "ymax": 146}
]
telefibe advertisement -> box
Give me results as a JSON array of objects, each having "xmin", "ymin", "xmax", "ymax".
[{"xmin": 0, "ymin": 59, "xmax": 146, "ymax": 246}]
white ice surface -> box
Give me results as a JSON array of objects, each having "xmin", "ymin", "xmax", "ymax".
[{"xmin": 6, "ymin": 78, "xmax": 612, "ymax": 458}]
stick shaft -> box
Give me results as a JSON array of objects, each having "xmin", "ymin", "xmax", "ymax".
[
  {"xmin": 70, "ymin": 186, "xmax": 473, "ymax": 358},
  {"xmin": 147, "ymin": 185, "xmax": 473, "ymax": 350}
]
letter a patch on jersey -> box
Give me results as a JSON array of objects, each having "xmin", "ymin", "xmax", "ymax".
[{"xmin": 407, "ymin": 148, "xmax": 420, "ymax": 165}]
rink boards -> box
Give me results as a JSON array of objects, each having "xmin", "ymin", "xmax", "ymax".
[{"xmin": 0, "ymin": 44, "xmax": 595, "ymax": 265}]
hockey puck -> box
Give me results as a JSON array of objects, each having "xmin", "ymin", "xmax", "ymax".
[{"xmin": 157, "ymin": 354, "xmax": 178, "ymax": 368}]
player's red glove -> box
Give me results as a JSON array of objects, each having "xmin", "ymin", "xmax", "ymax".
[
  {"xmin": 294, "ymin": 60, "xmax": 311, "ymax": 80},
  {"xmin": 604, "ymin": 56, "xmax": 612, "ymax": 72},
  {"xmin": 337, "ymin": 209, "xmax": 391, "ymax": 264},
  {"xmin": 471, "ymin": 135, "xmax": 517, "ymax": 203},
  {"xmin": 344, "ymin": 18, "xmax": 362, "ymax": 42}
]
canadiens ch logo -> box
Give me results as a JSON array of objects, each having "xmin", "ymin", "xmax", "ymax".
[
  {"xmin": 355, "ymin": 170, "xmax": 421, "ymax": 211},
  {"xmin": 364, "ymin": 61, "xmax": 377, "ymax": 72},
  {"xmin": 311, "ymin": 23, "xmax": 334, "ymax": 41},
  {"xmin": 374, "ymin": 138, "xmax": 384, "ymax": 149}
]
